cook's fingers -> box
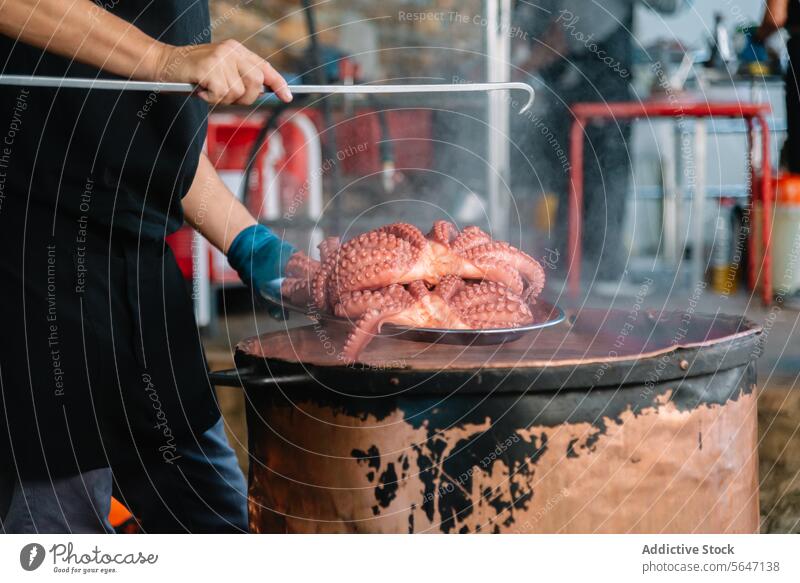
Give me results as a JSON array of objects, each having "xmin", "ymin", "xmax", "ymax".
[
  {"xmin": 261, "ymin": 61, "xmax": 292, "ymax": 102},
  {"xmin": 237, "ymin": 60, "xmax": 265, "ymax": 105},
  {"xmin": 223, "ymin": 67, "xmax": 246, "ymax": 105},
  {"xmin": 202, "ymin": 76, "xmax": 229, "ymax": 105}
]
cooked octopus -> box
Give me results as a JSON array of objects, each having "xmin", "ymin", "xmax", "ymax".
[
  {"xmin": 279, "ymin": 221, "xmax": 547, "ymax": 361},
  {"xmin": 280, "ymin": 251, "xmax": 320, "ymax": 305},
  {"xmin": 336, "ymin": 276, "xmax": 534, "ymax": 361},
  {"xmin": 312, "ymin": 221, "xmax": 545, "ymax": 310}
]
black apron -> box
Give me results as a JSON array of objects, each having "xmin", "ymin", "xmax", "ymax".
[{"xmin": 0, "ymin": 1, "xmax": 219, "ymax": 478}]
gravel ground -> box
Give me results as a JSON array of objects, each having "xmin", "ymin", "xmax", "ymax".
[{"xmin": 758, "ymin": 386, "xmax": 800, "ymax": 533}]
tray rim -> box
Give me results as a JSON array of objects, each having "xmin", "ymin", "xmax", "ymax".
[{"xmin": 261, "ymin": 290, "xmax": 566, "ymax": 335}]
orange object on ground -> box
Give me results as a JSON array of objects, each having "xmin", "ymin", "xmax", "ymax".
[
  {"xmin": 776, "ymin": 172, "xmax": 800, "ymax": 205},
  {"xmin": 752, "ymin": 172, "xmax": 800, "ymax": 297},
  {"xmin": 108, "ymin": 497, "xmax": 139, "ymax": 533}
]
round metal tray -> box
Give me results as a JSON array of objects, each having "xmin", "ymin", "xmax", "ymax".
[{"xmin": 261, "ymin": 290, "xmax": 566, "ymax": 346}]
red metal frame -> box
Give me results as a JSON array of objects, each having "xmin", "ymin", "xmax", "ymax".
[{"xmin": 568, "ymin": 100, "xmax": 773, "ymax": 305}]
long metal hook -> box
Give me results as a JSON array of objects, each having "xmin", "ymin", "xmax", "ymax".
[{"xmin": 0, "ymin": 76, "xmax": 535, "ymax": 113}]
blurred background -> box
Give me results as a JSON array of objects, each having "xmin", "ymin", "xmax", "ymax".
[{"xmin": 181, "ymin": 0, "xmax": 800, "ymax": 532}]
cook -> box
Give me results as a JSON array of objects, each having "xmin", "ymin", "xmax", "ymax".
[
  {"xmin": 756, "ymin": 1, "xmax": 800, "ymax": 172},
  {"xmin": 512, "ymin": 0, "xmax": 689, "ymax": 292},
  {"xmin": 0, "ymin": 0, "xmax": 300, "ymax": 532}
]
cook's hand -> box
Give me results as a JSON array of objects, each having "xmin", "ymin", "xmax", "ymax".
[
  {"xmin": 227, "ymin": 224, "xmax": 297, "ymax": 290},
  {"xmin": 155, "ymin": 39, "xmax": 293, "ymax": 105},
  {"xmin": 517, "ymin": 21, "xmax": 567, "ymax": 75},
  {"xmin": 227, "ymin": 224, "xmax": 298, "ymax": 320}
]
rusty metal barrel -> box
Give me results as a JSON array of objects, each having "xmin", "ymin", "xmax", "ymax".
[{"xmin": 221, "ymin": 309, "xmax": 762, "ymax": 533}]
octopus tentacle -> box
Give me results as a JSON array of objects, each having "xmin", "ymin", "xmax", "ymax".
[
  {"xmin": 377, "ymin": 222, "xmax": 427, "ymax": 250},
  {"xmin": 452, "ymin": 281, "xmax": 532, "ymax": 329},
  {"xmin": 406, "ymin": 280, "xmax": 431, "ymax": 299},
  {"xmin": 284, "ymin": 251, "xmax": 320, "ymax": 279},
  {"xmin": 318, "ymin": 236, "xmax": 341, "ymax": 263},
  {"xmin": 329, "ymin": 256, "xmax": 411, "ymax": 304},
  {"xmin": 341, "ymin": 303, "xmax": 416, "ymax": 363},
  {"xmin": 451, "ymin": 225, "xmax": 492, "ymax": 253},
  {"xmin": 280, "ymin": 252, "xmax": 320, "ymax": 305},
  {"xmin": 341, "ymin": 308, "xmax": 389, "ymax": 363},
  {"xmin": 427, "ymin": 220, "xmax": 458, "ymax": 246},
  {"xmin": 313, "ymin": 230, "xmax": 412, "ymax": 308},
  {"xmin": 323, "ymin": 230, "xmax": 420, "ymax": 302},
  {"xmin": 312, "ymin": 255, "xmax": 337, "ymax": 310},
  {"xmin": 465, "ymin": 256, "xmax": 524, "ymax": 294},
  {"xmin": 281, "ymin": 278, "xmax": 311, "ymax": 305},
  {"xmin": 435, "ymin": 274, "xmax": 465, "ymax": 301},
  {"xmin": 521, "ymin": 285, "xmax": 539, "ymax": 306},
  {"xmin": 461, "ymin": 242, "xmax": 545, "ymax": 297},
  {"xmin": 339, "ymin": 278, "xmax": 535, "ymax": 361},
  {"xmin": 334, "ymin": 285, "xmax": 411, "ymax": 319}
]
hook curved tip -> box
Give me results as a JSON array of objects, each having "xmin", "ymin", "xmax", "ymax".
[{"xmin": 518, "ymin": 85, "xmax": 535, "ymax": 114}]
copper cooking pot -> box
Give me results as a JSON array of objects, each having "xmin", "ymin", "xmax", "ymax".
[{"xmin": 212, "ymin": 309, "xmax": 762, "ymax": 534}]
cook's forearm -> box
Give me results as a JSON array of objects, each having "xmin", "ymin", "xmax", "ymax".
[
  {"xmin": 0, "ymin": 0, "xmax": 164, "ymax": 79},
  {"xmin": 183, "ymin": 153, "xmax": 257, "ymax": 254},
  {"xmin": 757, "ymin": 0, "xmax": 789, "ymax": 42}
]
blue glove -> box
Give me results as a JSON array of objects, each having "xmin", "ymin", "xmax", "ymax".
[
  {"xmin": 739, "ymin": 27, "xmax": 768, "ymax": 65},
  {"xmin": 227, "ymin": 224, "xmax": 297, "ymax": 317}
]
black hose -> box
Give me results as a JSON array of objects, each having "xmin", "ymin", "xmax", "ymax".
[
  {"xmin": 241, "ymin": 2, "xmax": 395, "ymax": 221},
  {"xmin": 370, "ymin": 95, "xmax": 394, "ymax": 166},
  {"xmin": 240, "ymin": 100, "xmax": 292, "ymax": 208},
  {"xmin": 302, "ymin": 0, "xmax": 343, "ymax": 231}
]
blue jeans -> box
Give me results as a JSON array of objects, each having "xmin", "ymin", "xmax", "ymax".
[{"xmin": 0, "ymin": 418, "xmax": 247, "ymax": 533}]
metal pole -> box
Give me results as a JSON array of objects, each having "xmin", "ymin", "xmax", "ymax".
[
  {"xmin": 486, "ymin": 0, "xmax": 512, "ymax": 239},
  {"xmin": 568, "ymin": 118, "xmax": 586, "ymax": 298},
  {"xmin": 661, "ymin": 123, "xmax": 678, "ymax": 266},
  {"xmin": 758, "ymin": 114, "xmax": 774, "ymax": 305},
  {"xmin": 692, "ymin": 120, "xmax": 707, "ymax": 286},
  {"xmin": 746, "ymin": 118, "xmax": 758, "ymax": 294}
]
